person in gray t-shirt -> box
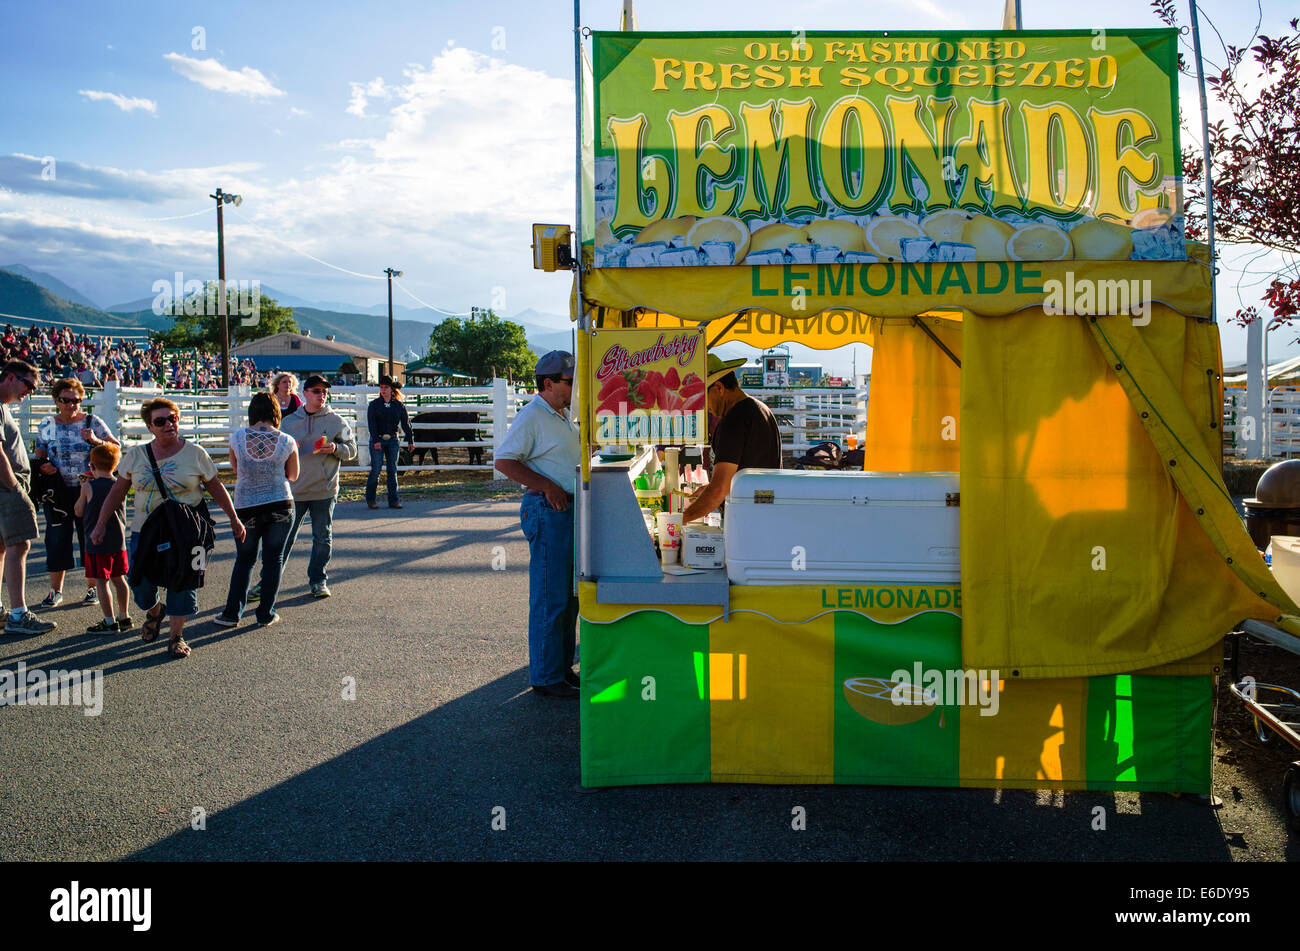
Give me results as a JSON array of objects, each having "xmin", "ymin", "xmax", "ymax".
[{"xmin": 0, "ymin": 360, "xmax": 56, "ymax": 635}]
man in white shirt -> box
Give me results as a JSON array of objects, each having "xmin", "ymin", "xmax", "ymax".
[{"xmin": 495, "ymin": 351, "xmax": 581, "ymax": 699}]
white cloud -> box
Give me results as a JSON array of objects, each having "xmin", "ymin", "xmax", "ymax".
[
  {"xmin": 289, "ymin": 107, "xmax": 309, "ymax": 117},
  {"xmin": 163, "ymin": 53, "xmax": 285, "ymax": 99},
  {"xmin": 78, "ymin": 89, "xmax": 157, "ymax": 114},
  {"xmin": 346, "ymin": 77, "xmax": 391, "ymax": 117}
]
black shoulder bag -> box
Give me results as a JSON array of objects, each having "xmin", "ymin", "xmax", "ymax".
[{"xmin": 126, "ymin": 444, "xmax": 217, "ymax": 591}]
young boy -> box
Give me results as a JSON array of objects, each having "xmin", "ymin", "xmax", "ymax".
[{"xmin": 75, "ymin": 443, "xmax": 131, "ymax": 633}]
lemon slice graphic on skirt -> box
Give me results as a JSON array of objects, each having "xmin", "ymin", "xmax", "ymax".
[
  {"xmin": 964, "ymin": 214, "xmax": 1016, "ymax": 260},
  {"xmin": 1007, "ymin": 223, "xmax": 1073, "ymax": 261},
  {"xmin": 922, "ymin": 208, "xmax": 974, "ymax": 242},
  {"xmin": 686, "ymin": 215, "xmax": 752, "ymax": 262},
  {"xmin": 864, "ymin": 216, "xmax": 925, "ymax": 261},
  {"xmin": 636, "ymin": 216, "xmax": 696, "ymax": 245},
  {"xmin": 594, "ymin": 218, "xmax": 616, "ymax": 246},
  {"xmin": 749, "ymin": 222, "xmax": 809, "ymax": 253},
  {"xmin": 802, "ymin": 218, "xmax": 867, "ymax": 253},
  {"xmin": 843, "ymin": 676, "xmax": 939, "ymax": 725},
  {"xmin": 1069, "ymin": 219, "xmax": 1133, "ymax": 260}
]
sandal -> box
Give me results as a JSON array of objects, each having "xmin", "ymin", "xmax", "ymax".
[
  {"xmin": 141, "ymin": 609, "xmax": 163, "ymax": 643},
  {"xmin": 168, "ymin": 637, "xmax": 191, "ymax": 658}
]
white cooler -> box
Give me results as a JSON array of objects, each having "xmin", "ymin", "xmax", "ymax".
[{"xmin": 724, "ymin": 469, "xmax": 960, "ymax": 585}]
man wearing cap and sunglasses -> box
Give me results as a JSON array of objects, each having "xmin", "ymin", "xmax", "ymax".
[
  {"xmin": 681, "ymin": 352, "xmax": 782, "ymax": 525},
  {"xmin": 0, "ymin": 360, "xmax": 56, "ymax": 635},
  {"xmin": 495, "ymin": 350, "xmax": 581, "ymax": 699}
]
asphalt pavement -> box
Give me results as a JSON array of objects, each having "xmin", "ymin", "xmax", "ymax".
[{"xmin": 0, "ymin": 496, "xmax": 1294, "ymax": 862}]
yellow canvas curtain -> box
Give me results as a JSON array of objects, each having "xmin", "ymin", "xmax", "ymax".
[
  {"xmin": 960, "ymin": 307, "xmax": 1300, "ymax": 678},
  {"xmin": 864, "ymin": 316, "xmax": 961, "ymax": 472}
]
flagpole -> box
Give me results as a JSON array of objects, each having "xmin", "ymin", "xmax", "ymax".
[{"xmin": 1189, "ymin": 0, "xmax": 1216, "ymax": 322}]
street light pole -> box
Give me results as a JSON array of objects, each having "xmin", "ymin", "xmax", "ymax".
[
  {"xmin": 210, "ymin": 187, "xmax": 242, "ymax": 388},
  {"xmin": 384, "ymin": 267, "xmax": 403, "ymax": 379}
]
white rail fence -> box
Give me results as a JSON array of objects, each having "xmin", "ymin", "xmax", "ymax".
[
  {"xmin": 15, "ymin": 381, "xmax": 872, "ymax": 472},
  {"xmin": 1224, "ymin": 387, "xmax": 1300, "ymax": 461}
]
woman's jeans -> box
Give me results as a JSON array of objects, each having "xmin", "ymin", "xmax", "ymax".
[
  {"xmin": 366, "ymin": 439, "xmax": 401, "ymax": 505},
  {"xmin": 224, "ymin": 505, "xmax": 293, "ymax": 623},
  {"xmin": 128, "ymin": 534, "xmax": 197, "ymax": 618},
  {"xmin": 519, "ymin": 492, "xmax": 577, "ymax": 687}
]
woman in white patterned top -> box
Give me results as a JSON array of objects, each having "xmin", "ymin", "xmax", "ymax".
[{"xmin": 215, "ymin": 392, "xmax": 298, "ymax": 628}]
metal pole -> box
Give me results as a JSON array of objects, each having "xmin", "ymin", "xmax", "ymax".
[
  {"xmin": 1189, "ymin": 0, "xmax": 1216, "ymax": 322},
  {"xmin": 387, "ymin": 270, "xmax": 394, "ymax": 378},
  {"xmin": 215, "ymin": 188, "xmax": 229, "ymax": 388}
]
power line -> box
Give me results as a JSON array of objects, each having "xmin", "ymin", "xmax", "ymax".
[
  {"xmin": 392, "ymin": 279, "xmax": 472, "ymax": 317},
  {"xmin": 225, "ymin": 205, "xmax": 385, "ymax": 281}
]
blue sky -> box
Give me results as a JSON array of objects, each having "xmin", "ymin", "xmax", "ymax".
[{"xmin": 0, "ymin": 0, "xmax": 1294, "ymax": 370}]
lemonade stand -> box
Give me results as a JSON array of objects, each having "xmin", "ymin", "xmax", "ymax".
[{"xmin": 564, "ymin": 26, "xmax": 1300, "ymax": 790}]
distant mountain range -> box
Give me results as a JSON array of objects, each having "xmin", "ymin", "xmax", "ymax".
[{"xmin": 0, "ymin": 265, "xmax": 573, "ymax": 363}]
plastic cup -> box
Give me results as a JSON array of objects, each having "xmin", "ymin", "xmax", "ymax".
[
  {"xmin": 846, "ymin": 433, "xmax": 858, "ymax": 451},
  {"xmin": 657, "ymin": 512, "xmax": 683, "ymax": 564}
]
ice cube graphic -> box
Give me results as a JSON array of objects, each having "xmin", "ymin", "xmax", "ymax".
[
  {"xmin": 660, "ymin": 247, "xmax": 702, "ymax": 266},
  {"xmin": 901, "ymin": 237, "xmax": 940, "ymax": 262},
  {"xmin": 626, "ymin": 242, "xmax": 669, "ymax": 267},
  {"xmin": 700, "ymin": 241, "xmax": 737, "ymax": 266},
  {"xmin": 786, "ymin": 242, "xmax": 818, "ymax": 264},
  {"xmin": 937, "ymin": 242, "xmax": 977, "ymax": 263},
  {"xmin": 842, "ymin": 251, "xmax": 880, "ymax": 264},
  {"xmin": 595, "ymin": 244, "xmax": 631, "ymax": 268},
  {"xmin": 745, "ymin": 248, "xmax": 787, "ymax": 265},
  {"xmin": 1132, "ymin": 225, "xmax": 1182, "ymax": 260},
  {"xmin": 813, "ymin": 246, "xmax": 843, "ymax": 264},
  {"xmin": 594, "ymin": 156, "xmax": 617, "ymax": 220}
]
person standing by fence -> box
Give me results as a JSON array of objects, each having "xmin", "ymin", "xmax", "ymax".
[
  {"xmin": 32, "ymin": 377, "xmax": 118, "ymax": 608},
  {"xmin": 75, "ymin": 443, "xmax": 131, "ymax": 634},
  {"xmin": 271, "ymin": 375, "xmax": 355, "ymax": 599},
  {"xmin": 366, "ymin": 375, "xmax": 413, "ymax": 510}
]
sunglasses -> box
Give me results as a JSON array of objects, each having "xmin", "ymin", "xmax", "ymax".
[
  {"xmin": 58, "ymin": 395, "xmax": 81, "ymax": 404},
  {"xmin": 15, "ymin": 376, "xmax": 36, "ymax": 392},
  {"xmin": 306, "ymin": 388, "xmax": 328, "ymax": 395},
  {"xmin": 150, "ymin": 413, "xmax": 179, "ymax": 427}
]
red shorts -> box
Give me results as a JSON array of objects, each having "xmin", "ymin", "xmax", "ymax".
[{"xmin": 85, "ymin": 551, "xmax": 128, "ymax": 581}]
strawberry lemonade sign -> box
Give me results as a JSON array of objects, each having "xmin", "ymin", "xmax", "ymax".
[
  {"xmin": 591, "ymin": 328, "xmax": 707, "ymax": 444},
  {"xmin": 592, "ymin": 31, "xmax": 1184, "ymax": 269}
]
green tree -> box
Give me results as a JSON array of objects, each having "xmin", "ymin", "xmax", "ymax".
[
  {"xmin": 425, "ymin": 310, "xmax": 536, "ymax": 382},
  {"xmin": 151, "ymin": 281, "xmax": 299, "ymax": 349}
]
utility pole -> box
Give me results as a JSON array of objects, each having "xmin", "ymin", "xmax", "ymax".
[
  {"xmin": 384, "ymin": 267, "xmax": 403, "ymax": 379},
  {"xmin": 210, "ymin": 188, "xmax": 242, "ymax": 388}
]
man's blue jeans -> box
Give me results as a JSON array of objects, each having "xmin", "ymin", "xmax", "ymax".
[
  {"xmin": 366, "ymin": 439, "xmax": 401, "ymax": 505},
  {"xmin": 520, "ymin": 493, "xmax": 577, "ymax": 687},
  {"xmin": 223, "ymin": 504, "xmax": 292, "ymax": 623},
  {"xmin": 283, "ymin": 498, "xmax": 335, "ymax": 585}
]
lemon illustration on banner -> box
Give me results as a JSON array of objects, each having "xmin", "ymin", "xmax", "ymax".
[
  {"xmin": 686, "ymin": 215, "xmax": 751, "ymax": 263},
  {"xmin": 1007, "ymin": 223, "xmax": 1073, "ymax": 261},
  {"xmin": 1070, "ymin": 219, "xmax": 1134, "ymax": 260},
  {"xmin": 921, "ymin": 208, "xmax": 973, "ymax": 243},
  {"xmin": 803, "ymin": 218, "xmax": 867, "ymax": 253},
  {"xmin": 843, "ymin": 676, "xmax": 938, "ymax": 725},
  {"xmin": 1130, "ymin": 207, "xmax": 1174, "ymax": 230},
  {"xmin": 864, "ymin": 216, "xmax": 925, "ymax": 261},
  {"xmin": 964, "ymin": 214, "xmax": 1016, "ymax": 260},
  {"xmin": 749, "ymin": 222, "xmax": 808, "ymax": 252},
  {"xmin": 594, "ymin": 218, "xmax": 616, "ymax": 246},
  {"xmin": 637, "ymin": 216, "xmax": 696, "ymax": 245}
]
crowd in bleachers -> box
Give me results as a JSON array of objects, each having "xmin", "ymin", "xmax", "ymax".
[{"xmin": 0, "ymin": 324, "xmax": 263, "ymax": 389}]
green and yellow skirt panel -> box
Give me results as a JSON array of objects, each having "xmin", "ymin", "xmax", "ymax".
[{"xmin": 579, "ymin": 583, "xmax": 1213, "ymax": 791}]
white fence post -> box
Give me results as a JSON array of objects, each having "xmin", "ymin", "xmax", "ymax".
[
  {"xmin": 96, "ymin": 379, "xmax": 121, "ymax": 438},
  {"xmin": 492, "ymin": 377, "xmax": 508, "ymax": 479},
  {"xmin": 356, "ymin": 390, "xmax": 371, "ymax": 467}
]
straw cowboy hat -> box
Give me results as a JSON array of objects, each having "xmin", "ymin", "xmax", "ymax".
[{"xmin": 705, "ymin": 352, "xmax": 747, "ymax": 386}]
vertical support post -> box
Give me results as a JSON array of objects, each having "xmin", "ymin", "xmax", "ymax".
[
  {"xmin": 1245, "ymin": 318, "xmax": 1264, "ymax": 459},
  {"xmin": 98, "ymin": 379, "xmax": 121, "ymax": 443},
  {"xmin": 492, "ymin": 377, "xmax": 508, "ymax": 480},
  {"xmin": 1189, "ymin": 0, "xmax": 1217, "ymax": 322}
]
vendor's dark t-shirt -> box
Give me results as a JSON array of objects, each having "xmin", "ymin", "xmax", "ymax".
[{"xmin": 711, "ymin": 394, "xmax": 782, "ymax": 470}]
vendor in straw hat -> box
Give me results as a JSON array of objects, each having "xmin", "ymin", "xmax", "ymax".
[{"xmin": 681, "ymin": 352, "xmax": 782, "ymax": 523}]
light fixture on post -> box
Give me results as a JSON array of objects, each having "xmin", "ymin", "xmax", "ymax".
[
  {"xmin": 211, "ymin": 188, "xmax": 243, "ymax": 388},
  {"xmin": 384, "ymin": 267, "xmax": 403, "ymax": 380}
]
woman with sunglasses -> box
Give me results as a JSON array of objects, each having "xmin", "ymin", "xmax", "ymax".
[
  {"xmin": 32, "ymin": 377, "xmax": 118, "ymax": 608},
  {"xmin": 90, "ymin": 397, "xmax": 244, "ymax": 658}
]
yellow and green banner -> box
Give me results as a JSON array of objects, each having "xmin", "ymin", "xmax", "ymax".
[{"xmin": 592, "ymin": 30, "xmax": 1184, "ymax": 269}]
